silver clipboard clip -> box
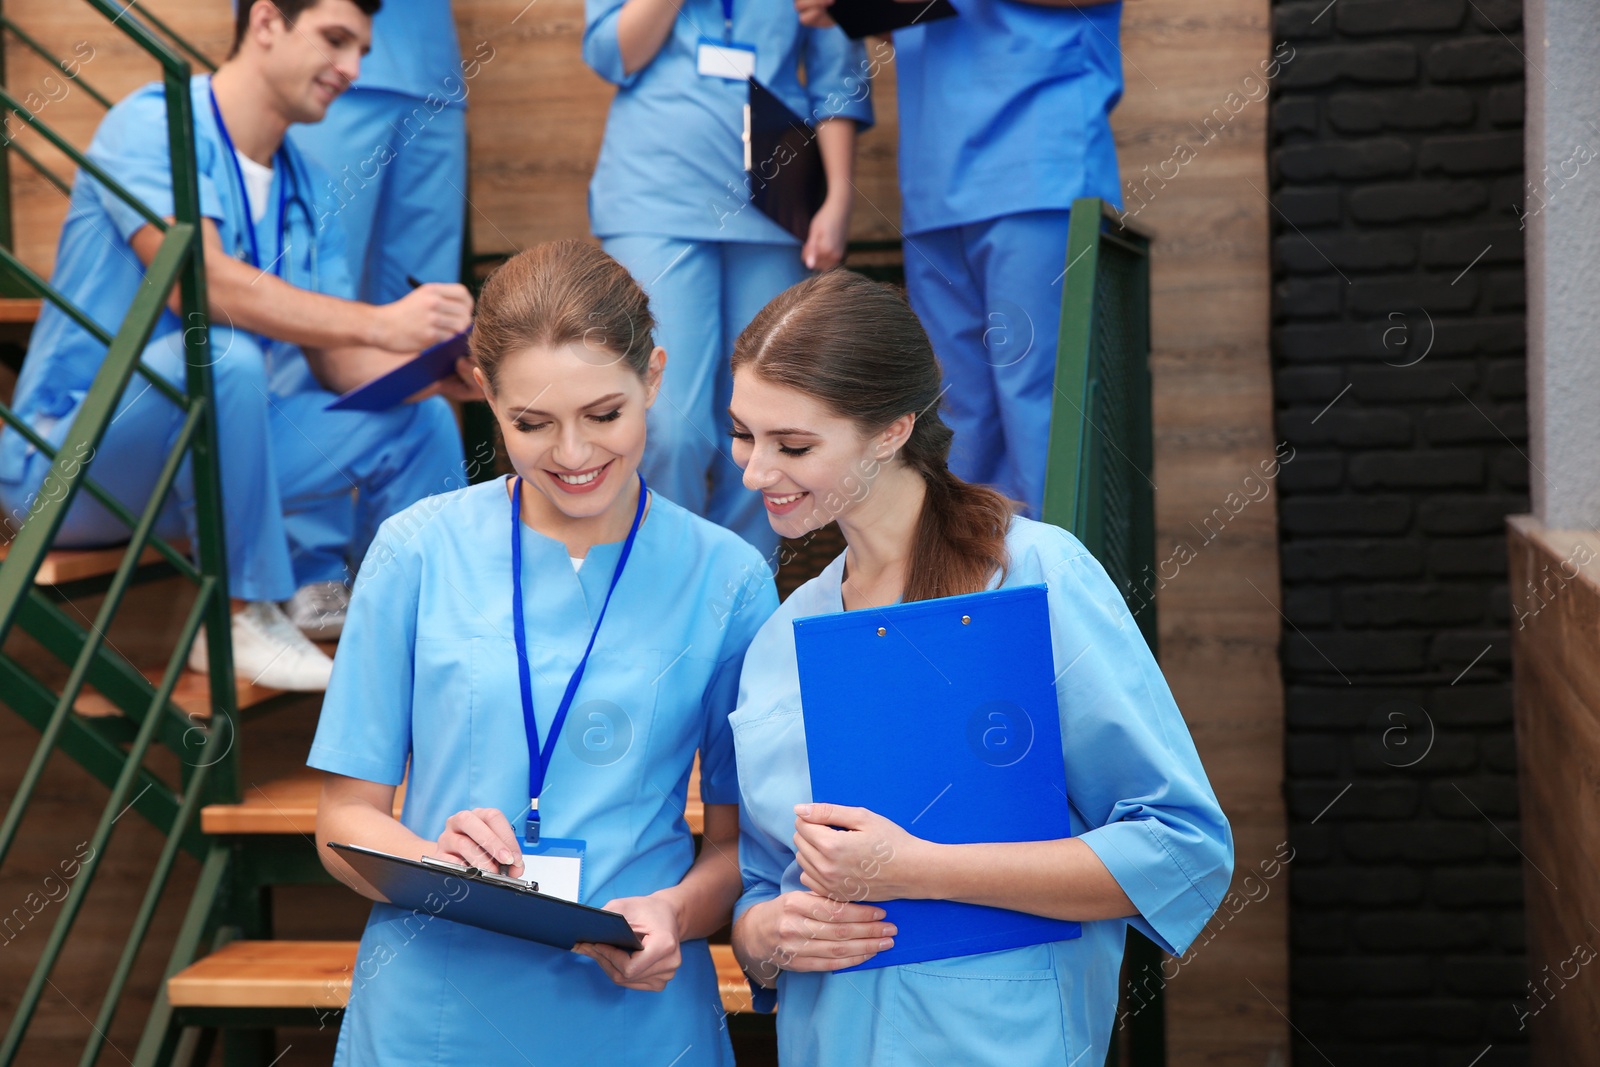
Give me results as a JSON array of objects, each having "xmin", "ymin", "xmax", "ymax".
[{"xmin": 420, "ymin": 854, "xmax": 539, "ymax": 894}]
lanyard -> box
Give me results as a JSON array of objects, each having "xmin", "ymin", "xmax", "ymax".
[
  {"xmin": 721, "ymin": 0, "xmax": 733, "ymax": 41},
  {"xmin": 206, "ymin": 79, "xmax": 289, "ymax": 276},
  {"xmin": 511, "ymin": 473, "xmax": 648, "ymax": 843}
]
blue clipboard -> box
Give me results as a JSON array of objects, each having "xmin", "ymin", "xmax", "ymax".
[
  {"xmin": 795, "ymin": 584, "xmax": 1081, "ymax": 970},
  {"xmin": 325, "ymin": 327, "xmax": 473, "ymax": 412},
  {"xmin": 328, "ymin": 842, "xmax": 641, "ymax": 951}
]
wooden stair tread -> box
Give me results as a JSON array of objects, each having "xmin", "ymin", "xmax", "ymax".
[
  {"xmin": 167, "ymin": 940, "xmax": 754, "ymax": 1013},
  {"xmin": 74, "ymin": 662, "xmax": 285, "ymax": 721},
  {"xmin": 201, "ymin": 771, "xmax": 405, "ymax": 834},
  {"xmin": 0, "ymin": 297, "xmax": 42, "ymax": 324},
  {"xmin": 204, "ymin": 766, "xmax": 703, "ymax": 835},
  {"xmin": 0, "ymin": 539, "xmax": 180, "ymax": 587}
]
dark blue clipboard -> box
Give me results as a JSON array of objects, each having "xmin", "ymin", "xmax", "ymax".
[
  {"xmin": 829, "ymin": 0, "xmax": 957, "ymax": 39},
  {"xmin": 325, "ymin": 327, "xmax": 473, "ymax": 412},
  {"xmin": 329, "ymin": 842, "xmax": 642, "ymax": 951},
  {"xmin": 794, "ymin": 584, "xmax": 1081, "ymax": 971}
]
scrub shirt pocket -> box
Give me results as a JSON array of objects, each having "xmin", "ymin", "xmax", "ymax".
[{"xmin": 893, "ymin": 944, "xmax": 1072, "ymax": 1067}]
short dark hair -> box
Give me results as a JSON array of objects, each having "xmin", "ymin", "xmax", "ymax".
[{"xmin": 231, "ymin": 0, "xmax": 382, "ymax": 56}]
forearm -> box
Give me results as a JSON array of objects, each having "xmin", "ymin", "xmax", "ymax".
[
  {"xmin": 656, "ymin": 805, "xmax": 742, "ymax": 942},
  {"xmin": 615, "ymin": 0, "xmax": 680, "ymax": 76},
  {"xmin": 316, "ymin": 792, "xmax": 430, "ymax": 902},
  {"xmin": 908, "ymin": 836, "xmax": 1137, "ymax": 922},
  {"xmin": 206, "ymin": 246, "xmax": 377, "ymax": 350},
  {"xmin": 815, "ymin": 117, "xmax": 856, "ymax": 206}
]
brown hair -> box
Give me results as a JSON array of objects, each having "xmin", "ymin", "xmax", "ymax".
[
  {"xmin": 732, "ymin": 270, "xmax": 1014, "ymax": 603},
  {"xmin": 470, "ymin": 240, "xmax": 656, "ymax": 393},
  {"xmin": 231, "ymin": 0, "xmax": 382, "ymax": 55}
]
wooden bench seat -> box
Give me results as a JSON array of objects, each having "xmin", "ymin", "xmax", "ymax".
[
  {"xmin": 75, "ymin": 662, "xmax": 288, "ymax": 721},
  {"xmin": 0, "ymin": 540, "xmax": 174, "ymax": 587},
  {"xmin": 167, "ymin": 940, "xmax": 755, "ymax": 1014}
]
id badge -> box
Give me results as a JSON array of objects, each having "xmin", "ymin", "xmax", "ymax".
[
  {"xmin": 519, "ymin": 836, "xmax": 586, "ymax": 903},
  {"xmin": 697, "ymin": 38, "xmax": 756, "ymax": 81}
]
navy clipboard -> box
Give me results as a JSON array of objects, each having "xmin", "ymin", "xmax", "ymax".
[
  {"xmin": 325, "ymin": 327, "xmax": 473, "ymax": 412},
  {"xmin": 795, "ymin": 584, "xmax": 1080, "ymax": 971},
  {"xmin": 829, "ymin": 0, "xmax": 957, "ymax": 39},
  {"xmin": 328, "ymin": 842, "xmax": 642, "ymax": 951}
]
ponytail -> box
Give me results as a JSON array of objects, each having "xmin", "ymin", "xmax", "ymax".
[{"xmin": 731, "ymin": 270, "xmax": 1013, "ymax": 602}]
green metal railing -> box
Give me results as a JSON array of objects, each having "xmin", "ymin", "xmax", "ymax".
[
  {"xmin": 0, "ymin": 5, "xmax": 242, "ymax": 1066},
  {"xmin": 1042, "ymin": 197, "xmax": 1161, "ymax": 1067}
]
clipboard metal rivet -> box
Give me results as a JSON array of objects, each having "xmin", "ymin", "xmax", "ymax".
[
  {"xmin": 961, "ymin": 615, "xmax": 971, "ymax": 625},
  {"xmin": 876, "ymin": 627, "xmax": 887, "ymax": 637}
]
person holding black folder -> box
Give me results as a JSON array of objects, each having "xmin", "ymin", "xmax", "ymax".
[
  {"xmin": 799, "ymin": 0, "xmax": 1123, "ymax": 525},
  {"xmin": 581, "ymin": 0, "xmax": 873, "ymax": 562},
  {"xmin": 309, "ymin": 242, "xmax": 778, "ymax": 1065},
  {"xmin": 723, "ymin": 271, "xmax": 1232, "ymax": 1066}
]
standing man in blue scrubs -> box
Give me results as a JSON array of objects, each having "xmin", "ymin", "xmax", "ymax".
[
  {"xmin": 583, "ymin": 0, "xmax": 873, "ymax": 561},
  {"xmin": 801, "ymin": 0, "xmax": 1123, "ymax": 518},
  {"xmin": 0, "ymin": 0, "xmax": 478, "ymax": 690},
  {"xmin": 288, "ymin": 0, "xmax": 475, "ymax": 637}
]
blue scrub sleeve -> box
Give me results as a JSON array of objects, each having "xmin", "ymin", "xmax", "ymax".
[
  {"xmin": 89, "ymin": 87, "xmax": 225, "ymax": 241},
  {"xmin": 799, "ymin": 26, "xmax": 874, "ymax": 130},
  {"xmin": 306, "ymin": 518, "xmax": 420, "ymax": 785},
  {"xmin": 1046, "ymin": 552, "xmax": 1234, "ymax": 958},
  {"xmin": 699, "ymin": 569, "xmax": 779, "ymax": 805},
  {"xmin": 582, "ymin": 0, "xmax": 643, "ymax": 88}
]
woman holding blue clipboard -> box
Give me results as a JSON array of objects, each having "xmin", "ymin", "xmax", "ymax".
[
  {"xmin": 724, "ymin": 270, "xmax": 1233, "ymax": 1066},
  {"xmin": 309, "ymin": 241, "xmax": 777, "ymax": 1065}
]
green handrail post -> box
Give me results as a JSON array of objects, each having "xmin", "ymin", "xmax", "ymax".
[{"xmin": 1041, "ymin": 198, "xmax": 1162, "ymax": 1067}]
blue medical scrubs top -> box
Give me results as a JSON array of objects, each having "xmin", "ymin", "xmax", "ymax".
[
  {"xmin": 894, "ymin": 0, "xmax": 1124, "ymax": 235},
  {"xmin": 307, "ymin": 480, "xmax": 778, "ymax": 1065},
  {"xmin": 2, "ymin": 74, "xmax": 352, "ymax": 449},
  {"xmin": 731, "ymin": 516, "xmax": 1233, "ymax": 1066},
  {"xmin": 583, "ymin": 0, "xmax": 875, "ymax": 243},
  {"xmin": 348, "ymin": 0, "xmax": 465, "ymax": 107}
]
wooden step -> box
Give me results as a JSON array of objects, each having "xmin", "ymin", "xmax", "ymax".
[
  {"xmin": 0, "ymin": 297, "xmax": 41, "ymax": 324},
  {"xmin": 0, "ymin": 539, "xmax": 177, "ymax": 587},
  {"xmin": 74, "ymin": 662, "xmax": 290, "ymax": 721},
  {"xmin": 201, "ymin": 771, "xmax": 405, "ymax": 834},
  {"xmin": 204, "ymin": 766, "xmax": 703, "ymax": 835},
  {"xmin": 167, "ymin": 940, "xmax": 755, "ymax": 1013}
]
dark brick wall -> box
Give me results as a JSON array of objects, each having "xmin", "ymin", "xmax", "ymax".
[{"xmin": 1269, "ymin": 2, "xmax": 1529, "ymax": 1064}]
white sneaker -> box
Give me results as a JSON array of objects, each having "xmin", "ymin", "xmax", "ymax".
[
  {"xmin": 188, "ymin": 601, "xmax": 335, "ymax": 691},
  {"xmin": 284, "ymin": 580, "xmax": 350, "ymax": 641}
]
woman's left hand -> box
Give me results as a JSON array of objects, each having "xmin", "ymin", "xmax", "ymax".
[
  {"xmin": 793, "ymin": 802, "xmax": 935, "ymax": 902},
  {"xmin": 572, "ymin": 893, "xmax": 683, "ymax": 992},
  {"xmin": 802, "ymin": 195, "xmax": 851, "ymax": 272}
]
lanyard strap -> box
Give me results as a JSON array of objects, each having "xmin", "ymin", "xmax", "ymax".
[
  {"xmin": 206, "ymin": 78, "xmax": 288, "ymax": 275},
  {"xmin": 511, "ymin": 474, "xmax": 648, "ymax": 839},
  {"xmin": 721, "ymin": 0, "xmax": 733, "ymax": 40}
]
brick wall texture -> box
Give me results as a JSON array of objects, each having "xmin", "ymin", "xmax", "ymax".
[{"xmin": 1269, "ymin": 1, "xmax": 1531, "ymax": 1063}]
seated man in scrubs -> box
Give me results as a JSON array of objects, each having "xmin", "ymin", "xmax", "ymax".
[
  {"xmin": 0, "ymin": 0, "xmax": 477, "ymax": 690},
  {"xmin": 799, "ymin": 0, "xmax": 1124, "ymax": 518}
]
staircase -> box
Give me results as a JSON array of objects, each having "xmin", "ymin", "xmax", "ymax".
[{"xmin": 0, "ymin": 4, "xmax": 1160, "ymax": 1062}]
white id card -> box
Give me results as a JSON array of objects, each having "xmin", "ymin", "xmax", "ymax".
[
  {"xmin": 697, "ymin": 39, "xmax": 756, "ymax": 80},
  {"xmin": 518, "ymin": 837, "xmax": 586, "ymax": 903}
]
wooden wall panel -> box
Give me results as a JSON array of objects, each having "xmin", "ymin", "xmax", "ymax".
[{"xmin": 1, "ymin": 1, "xmax": 1285, "ymax": 1062}]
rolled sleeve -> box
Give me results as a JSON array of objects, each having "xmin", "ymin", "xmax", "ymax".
[
  {"xmin": 583, "ymin": 0, "xmax": 643, "ymax": 87},
  {"xmin": 307, "ymin": 519, "xmax": 420, "ymax": 785},
  {"xmin": 800, "ymin": 26, "xmax": 875, "ymax": 130},
  {"xmin": 1046, "ymin": 552, "xmax": 1234, "ymax": 958},
  {"xmin": 88, "ymin": 85, "xmax": 225, "ymax": 241}
]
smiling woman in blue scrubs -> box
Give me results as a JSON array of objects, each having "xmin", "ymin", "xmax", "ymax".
[
  {"xmin": 582, "ymin": 0, "xmax": 873, "ymax": 560},
  {"xmin": 723, "ymin": 271, "xmax": 1232, "ymax": 1066},
  {"xmin": 310, "ymin": 241, "xmax": 778, "ymax": 1065}
]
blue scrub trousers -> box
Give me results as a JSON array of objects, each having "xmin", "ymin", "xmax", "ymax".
[
  {"xmin": 0, "ymin": 326, "xmax": 463, "ymax": 603},
  {"xmin": 601, "ymin": 234, "xmax": 807, "ymax": 560},
  {"xmin": 903, "ymin": 210, "xmax": 1072, "ymax": 518},
  {"xmin": 290, "ymin": 88, "xmax": 467, "ymax": 304}
]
